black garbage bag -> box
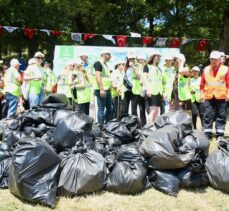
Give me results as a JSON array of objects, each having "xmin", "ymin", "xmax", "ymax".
[
  {"xmin": 190, "ymin": 149, "xmax": 207, "ymax": 173},
  {"xmin": 41, "ymin": 129, "xmax": 58, "ymax": 150},
  {"xmin": 53, "ymin": 112, "xmax": 93, "ymax": 150},
  {"xmin": 140, "ymin": 125, "xmax": 194, "ymax": 169},
  {"xmin": 178, "ymin": 166, "xmax": 209, "ymax": 188},
  {"xmin": 105, "ymin": 120, "xmax": 133, "ymax": 144},
  {"xmin": 0, "ymin": 143, "xmax": 11, "ymax": 161},
  {"xmin": 155, "ymin": 111, "xmax": 192, "ymax": 136},
  {"xmin": 206, "ymin": 140, "xmax": 229, "ymax": 192},
  {"xmin": 42, "ymin": 94, "xmax": 70, "ymax": 105},
  {"xmin": 0, "ymin": 157, "xmax": 12, "ymax": 188},
  {"xmin": 93, "ymin": 137, "xmax": 107, "ymax": 157},
  {"xmin": 58, "ymin": 148, "xmax": 107, "ymax": 196},
  {"xmin": 106, "ymin": 161, "xmax": 147, "ymax": 194},
  {"xmin": 147, "ymin": 170, "xmax": 180, "ymax": 197},
  {"xmin": 102, "ymin": 132, "xmax": 122, "ymax": 149},
  {"xmin": 105, "ymin": 150, "xmax": 118, "ymax": 172},
  {"xmin": 141, "ymin": 123, "xmax": 157, "ymax": 138},
  {"xmin": 120, "ymin": 115, "xmax": 141, "ymax": 134},
  {"xmin": 23, "ymin": 124, "xmax": 53, "ymax": 137},
  {"xmin": 9, "ymin": 138, "xmax": 61, "ymax": 208},
  {"xmin": 53, "ymin": 109, "xmax": 74, "ymax": 126}
]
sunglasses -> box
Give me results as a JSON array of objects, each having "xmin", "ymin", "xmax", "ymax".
[{"xmin": 35, "ymin": 57, "xmax": 44, "ymax": 60}]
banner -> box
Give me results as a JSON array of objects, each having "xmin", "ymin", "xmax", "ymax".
[{"xmin": 53, "ymin": 45, "xmax": 180, "ymax": 75}]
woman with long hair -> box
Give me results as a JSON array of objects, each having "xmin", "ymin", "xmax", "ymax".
[{"xmin": 143, "ymin": 51, "xmax": 163, "ymax": 122}]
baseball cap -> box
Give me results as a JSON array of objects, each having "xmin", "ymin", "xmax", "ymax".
[
  {"xmin": 220, "ymin": 52, "xmax": 226, "ymax": 57},
  {"xmin": 137, "ymin": 54, "xmax": 146, "ymax": 61},
  {"xmin": 175, "ymin": 53, "xmax": 186, "ymax": 61},
  {"xmin": 210, "ymin": 51, "xmax": 221, "ymax": 59},
  {"xmin": 191, "ymin": 66, "xmax": 200, "ymax": 72},
  {"xmin": 10, "ymin": 59, "xmax": 21, "ymax": 67},
  {"xmin": 101, "ymin": 49, "xmax": 111, "ymax": 55},
  {"xmin": 116, "ymin": 60, "xmax": 126, "ymax": 65},
  {"xmin": 127, "ymin": 51, "xmax": 136, "ymax": 59},
  {"xmin": 28, "ymin": 58, "xmax": 36, "ymax": 65},
  {"xmin": 164, "ymin": 55, "xmax": 174, "ymax": 60},
  {"xmin": 34, "ymin": 51, "xmax": 45, "ymax": 58}
]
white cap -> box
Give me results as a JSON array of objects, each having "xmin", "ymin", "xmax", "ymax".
[
  {"xmin": 210, "ymin": 51, "xmax": 221, "ymax": 59},
  {"xmin": 150, "ymin": 50, "xmax": 161, "ymax": 57},
  {"xmin": 34, "ymin": 51, "xmax": 45, "ymax": 58},
  {"xmin": 80, "ymin": 53, "xmax": 88, "ymax": 57},
  {"xmin": 116, "ymin": 60, "xmax": 126, "ymax": 65},
  {"xmin": 137, "ymin": 54, "xmax": 146, "ymax": 61},
  {"xmin": 220, "ymin": 52, "xmax": 225, "ymax": 57},
  {"xmin": 127, "ymin": 51, "xmax": 136, "ymax": 59},
  {"xmin": 74, "ymin": 58, "xmax": 83, "ymax": 65},
  {"xmin": 191, "ymin": 66, "xmax": 200, "ymax": 72},
  {"xmin": 179, "ymin": 66, "xmax": 189, "ymax": 73},
  {"xmin": 164, "ymin": 55, "xmax": 174, "ymax": 60},
  {"xmin": 101, "ymin": 49, "xmax": 111, "ymax": 55},
  {"xmin": 175, "ymin": 53, "xmax": 186, "ymax": 61},
  {"xmin": 28, "ymin": 58, "xmax": 36, "ymax": 65},
  {"xmin": 10, "ymin": 59, "xmax": 21, "ymax": 67}
]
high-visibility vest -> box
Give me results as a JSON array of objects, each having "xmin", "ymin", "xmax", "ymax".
[
  {"xmin": 162, "ymin": 66, "xmax": 176, "ymax": 101},
  {"xmin": 203, "ymin": 65, "xmax": 228, "ymax": 100},
  {"xmin": 4, "ymin": 67, "xmax": 21, "ymax": 97},
  {"xmin": 148, "ymin": 65, "xmax": 163, "ymax": 95},
  {"xmin": 178, "ymin": 75, "xmax": 191, "ymax": 101},
  {"xmin": 190, "ymin": 77, "xmax": 201, "ymax": 103},
  {"xmin": 75, "ymin": 72, "xmax": 91, "ymax": 104},
  {"xmin": 111, "ymin": 69, "xmax": 124, "ymax": 98},
  {"xmin": 57, "ymin": 71, "xmax": 73, "ymax": 98},
  {"xmin": 44, "ymin": 68, "xmax": 57, "ymax": 92},
  {"xmin": 94, "ymin": 61, "xmax": 111, "ymax": 90},
  {"xmin": 132, "ymin": 64, "xmax": 143, "ymax": 96}
]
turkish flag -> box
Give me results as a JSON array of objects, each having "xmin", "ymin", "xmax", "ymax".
[
  {"xmin": 143, "ymin": 37, "xmax": 153, "ymax": 45},
  {"xmin": 51, "ymin": 30, "xmax": 64, "ymax": 37},
  {"xmin": 197, "ymin": 39, "xmax": 208, "ymax": 51},
  {"xmin": 169, "ymin": 38, "xmax": 182, "ymax": 48},
  {"xmin": 23, "ymin": 28, "xmax": 37, "ymax": 39},
  {"xmin": 84, "ymin": 34, "xmax": 96, "ymax": 42},
  {"xmin": 0, "ymin": 26, "xmax": 3, "ymax": 35},
  {"xmin": 116, "ymin": 35, "xmax": 126, "ymax": 47}
]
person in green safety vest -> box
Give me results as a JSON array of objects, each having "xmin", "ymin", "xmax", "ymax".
[
  {"xmin": 93, "ymin": 49, "xmax": 113, "ymax": 127},
  {"xmin": 4, "ymin": 58, "xmax": 22, "ymax": 117},
  {"xmin": 178, "ymin": 66, "xmax": 192, "ymax": 110},
  {"xmin": 72, "ymin": 59, "xmax": 91, "ymax": 115},
  {"xmin": 111, "ymin": 60, "xmax": 125, "ymax": 119},
  {"xmin": 161, "ymin": 55, "xmax": 176, "ymax": 114},
  {"xmin": 131, "ymin": 53, "xmax": 147, "ymax": 126},
  {"xmin": 24, "ymin": 52, "xmax": 46, "ymax": 108},
  {"xmin": 43, "ymin": 61, "xmax": 57, "ymax": 96},
  {"xmin": 143, "ymin": 50, "xmax": 163, "ymax": 122},
  {"xmin": 57, "ymin": 61, "xmax": 74, "ymax": 105},
  {"xmin": 190, "ymin": 66, "xmax": 203, "ymax": 129}
]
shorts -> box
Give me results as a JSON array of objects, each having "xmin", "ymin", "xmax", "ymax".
[{"xmin": 147, "ymin": 94, "xmax": 162, "ymax": 107}]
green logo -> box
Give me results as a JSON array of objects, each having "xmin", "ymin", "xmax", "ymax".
[{"xmin": 59, "ymin": 46, "xmax": 74, "ymax": 59}]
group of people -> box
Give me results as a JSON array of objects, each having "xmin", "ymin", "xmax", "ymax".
[{"xmin": 0, "ymin": 49, "xmax": 228, "ymax": 140}]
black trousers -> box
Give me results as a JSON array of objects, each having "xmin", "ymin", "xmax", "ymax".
[
  {"xmin": 122, "ymin": 90, "xmax": 133, "ymax": 115},
  {"xmin": 203, "ymin": 98, "xmax": 227, "ymax": 138},
  {"xmin": 160, "ymin": 99, "xmax": 166, "ymax": 115},
  {"xmin": 191, "ymin": 101, "xmax": 204, "ymax": 129},
  {"xmin": 132, "ymin": 94, "xmax": 146, "ymax": 126},
  {"xmin": 78, "ymin": 102, "xmax": 90, "ymax": 115},
  {"xmin": 112, "ymin": 96, "xmax": 122, "ymax": 119}
]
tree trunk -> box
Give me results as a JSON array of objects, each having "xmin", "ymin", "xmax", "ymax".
[{"xmin": 219, "ymin": 6, "xmax": 229, "ymax": 54}]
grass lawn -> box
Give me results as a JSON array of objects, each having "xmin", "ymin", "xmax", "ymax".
[{"xmin": 0, "ymin": 120, "xmax": 229, "ymax": 211}]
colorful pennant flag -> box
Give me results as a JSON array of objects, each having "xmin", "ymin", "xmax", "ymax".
[
  {"xmin": 71, "ymin": 33, "xmax": 82, "ymax": 42},
  {"xmin": 84, "ymin": 34, "xmax": 96, "ymax": 42},
  {"xmin": 23, "ymin": 28, "xmax": 37, "ymax": 40},
  {"xmin": 169, "ymin": 37, "xmax": 182, "ymax": 48},
  {"xmin": 155, "ymin": 37, "xmax": 168, "ymax": 46},
  {"xmin": 197, "ymin": 39, "xmax": 208, "ymax": 51},
  {"xmin": 116, "ymin": 35, "xmax": 127, "ymax": 47},
  {"xmin": 130, "ymin": 32, "xmax": 141, "ymax": 37},
  {"xmin": 3, "ymin": 26, "xmax": 18, "ymax": 33},
  {"xmin": 40, "ymin": 29, "xmax": 51, "ymax": 36},
  {"xmin": 143, "ymin": 36, "xmax": 153, "ymax": 45},
  {"xmin": 102, "ymin": 35, "xmax": 116, "ymax": 44},
  {"xmin": 51, "ymin": 30, "xmax": 64, "ymax": 37}
]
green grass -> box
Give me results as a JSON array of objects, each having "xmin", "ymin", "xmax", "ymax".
[{"xmin": 1, "ymin": 120, "xmax": 229, "ymax": 211}]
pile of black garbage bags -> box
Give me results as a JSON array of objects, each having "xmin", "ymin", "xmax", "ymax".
[{"xmin": 0, "ymin": 94, "xmax": 229, "ymax": 208}]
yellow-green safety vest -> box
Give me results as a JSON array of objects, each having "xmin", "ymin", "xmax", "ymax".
[
  {"xmin": 111, "ymin": 70, "xmax": 124, "ymax": 98},
  {"xmin": 162, "ymin": 66, "xmax": 176, "ymax": 101},
  {"xmin": 178, "ymin": 75, "xmax": 191, "ymax": 101},
  {"xmin": 75, "ymin": 72, "xmax": 91, "ymax": 104},
  {"xmin": 148, "ymin": 65, "xmax": 163, "ymax": 95},
  {"xmin": 190, "ymin": 77, "xmax": 201, "ymax": 103},
  {"xmin": 57, "ymin": 71, "xmax": 73, "ymax": 98},
  {"xmin": 4, "ymin": 67, "xmax": 21, "ymax": 97},
  {"xmin": 94, "ymin": 61, "xmax": 111, "ymax": 91},
  {"xmin": 44, "ymin": 69, "xmax": 57, "ymax": 92},
  {"xmin": 132, "ymin": 64, "xmax": 143, "ymax": 96}
]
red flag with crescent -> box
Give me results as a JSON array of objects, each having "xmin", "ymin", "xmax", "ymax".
[
  {"xmin": 197, "ymin": 39, "xmax": 208, "ymax": 51},
  {"xmin": 84, "ymin": 34, "xmax": 96, "ymax": 42},
  {"xmin": 116, "ymin": 35, "xmax": 126, "ymax": 47},
  {"xmin": 169, "ymin": 37, "xmax": 182, "ymax": 48},
  {"xmin": 23, "ymin": 28, "xmax": 37, "ymax": 39},
  {"xmin": 143, "ymin": 36, "xmax": 153, "ymax": 45}
]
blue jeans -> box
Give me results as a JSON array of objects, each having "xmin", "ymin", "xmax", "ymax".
[
  {"xmin": 5, "ymin": 93, "xmax": 19, "ymax": 118},
  {"xmin": 94, "ymin": 89, "xmax": 113, "ymax": 126},
  {"xmin": 29, "ymin": 87, "xmax": 45, "ymax": 108}
]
